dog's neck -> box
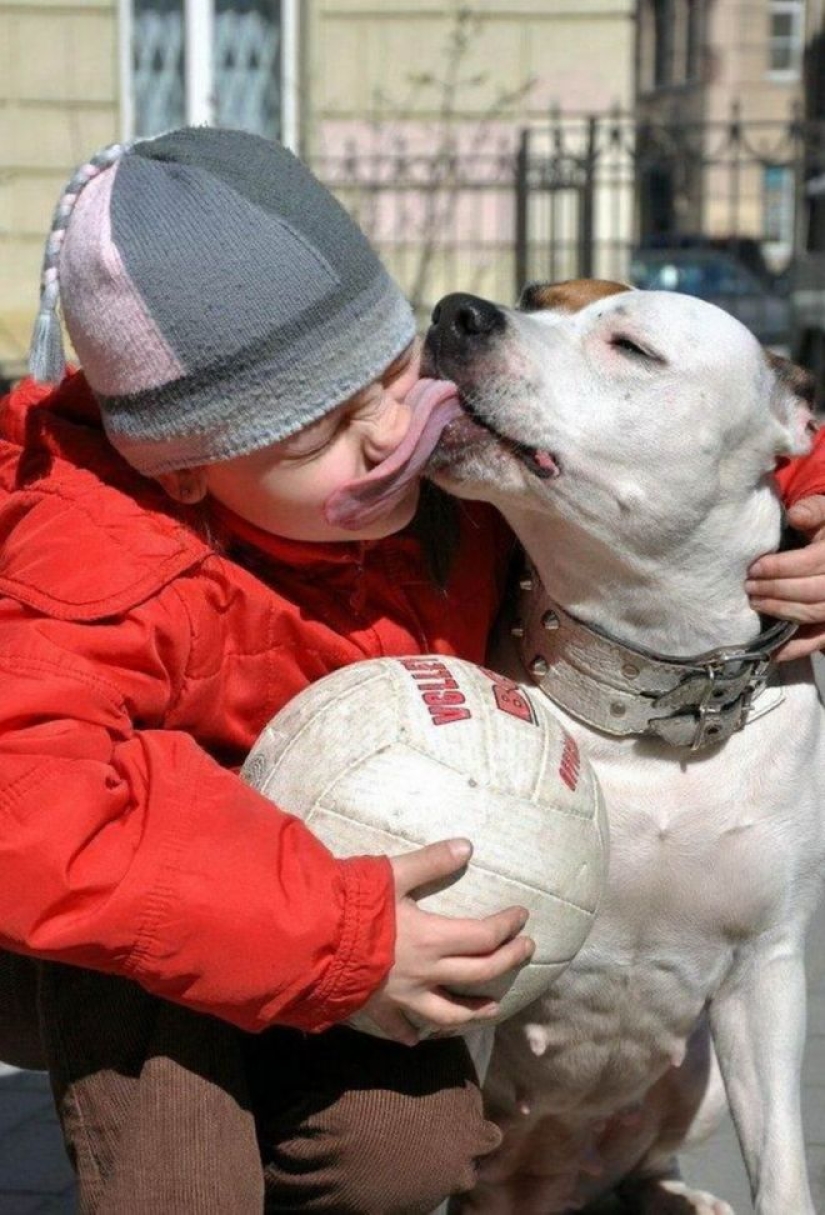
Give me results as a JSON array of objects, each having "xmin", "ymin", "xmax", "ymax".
[{"xmin": 500, "ymin": 483, "xmax": 782, "ymax": 659}]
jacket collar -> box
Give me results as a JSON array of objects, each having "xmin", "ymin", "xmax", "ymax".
[{"xmin": 208, "ymin": 500, "xmax": 373, "ymax": 569}]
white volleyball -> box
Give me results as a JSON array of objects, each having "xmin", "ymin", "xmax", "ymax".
[{"xmin": 242, "ymin": 655, "xmax": 608, "ymax": 1023}]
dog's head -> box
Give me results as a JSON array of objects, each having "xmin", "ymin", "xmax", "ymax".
[{"xmin": 424, "ymin": 280, "xmax": 814, "ymax": 540}]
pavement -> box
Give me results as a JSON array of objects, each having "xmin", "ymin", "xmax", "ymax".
[{"xmin": 0, "ymin": 1066, "xmax": 73, "ymax": 1214}]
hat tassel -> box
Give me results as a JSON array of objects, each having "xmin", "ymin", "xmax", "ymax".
[{"xmin": 28, "ymin": 294, "xmax": 66, "ymax": 385}]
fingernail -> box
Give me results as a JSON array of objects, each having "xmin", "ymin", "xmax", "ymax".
[
  {"xmin": 450, "ymin": 839, "xmax": 472, "ymax": 863},
  {"xmin": 523, "ymin": 939, "xmax": 536, "ymax": 961}
]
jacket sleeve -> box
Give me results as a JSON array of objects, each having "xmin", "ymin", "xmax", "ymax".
[
  {"xmin": 0, "ymin": 596, "xmax": 395, "ymax": 1035},
  {"xmin": 775, "ymin": 425, "xmax": 825, "ymax": 507}
]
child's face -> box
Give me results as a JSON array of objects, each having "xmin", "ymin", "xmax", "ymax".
[{"xmin": 201, "ymin": 341, "xmax": 423, "ymax": 541}]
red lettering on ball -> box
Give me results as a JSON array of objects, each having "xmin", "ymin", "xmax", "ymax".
[
  {"xmin": 559, "ymin": 734, "xmax": 580, "ymax": 791},
  {"xmin": 480, "ymin": 668, "xmax": 537, "ymax": 726},
  {"xmin": 400, "ymin": 659, "xmax": 473, "ymax": 726}
]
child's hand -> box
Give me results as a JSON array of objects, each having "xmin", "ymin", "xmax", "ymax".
[
  {"xmin": 746, "ymin": 494, "xmax": 825, "ymax": 661},
  {"xmin": 358, "ymin": 839, "xmax": 534, "ymax": 1046}
]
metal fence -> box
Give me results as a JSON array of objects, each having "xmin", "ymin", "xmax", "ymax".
[{"xmin": 314, "ymin": 110, "xmax": 825, "ymax": 323}]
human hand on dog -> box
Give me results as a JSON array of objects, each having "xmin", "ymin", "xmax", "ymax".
[
  {"xmin": 357, "ymin": 838, "xmax": 534, "ymax": 1046},
  {"xmin": 746, "ymin": 493, "xmax": 825, "ymax": 660}
]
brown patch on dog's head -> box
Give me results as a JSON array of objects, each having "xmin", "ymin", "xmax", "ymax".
[
  {"xmin": 765, "ymin": 350, "xmax": 818, "ymax": 454},
  {"xmin": 765, "ymin": 349, "xmax": 816, "ymax": 411},
  {"xmin": 519, "ymin": 279, "xmax": 633, "ymax": 315}
]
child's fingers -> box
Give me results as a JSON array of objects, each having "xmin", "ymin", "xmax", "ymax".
[
  {"xmin": 409, "ymin": 991, "xmax": 501, "ymax": 1034},
  {"xmin": 377, "ymin": 1017, "xmax": 420, "ymax": 1047},
  {"xmin": 429, "ymin": 905, "xmax": 530, "ymax": 957},
  {"xmin": 746, "ymin": 573, "xmax": 825, "ymax": 604},
  {"xmin": 352, "ymin": 1004, "xmax": 422, "ymax": 1047},
  {"xmin": 436, "ymin": 936, "xmax": 535, "ymax": 990},
  {"xmin": 390, "ymin": 838, "xmax": 472, "ymax": 898}
]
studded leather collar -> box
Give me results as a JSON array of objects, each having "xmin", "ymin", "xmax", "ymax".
[{"xmin": 512, "ymin": 566, "xmax": 795, "ymax": 751}]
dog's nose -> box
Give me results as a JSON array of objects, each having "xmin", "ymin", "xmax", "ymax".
[{"xmin": 430, "ymin": 293, "xmax": 505, "ymax": 343}]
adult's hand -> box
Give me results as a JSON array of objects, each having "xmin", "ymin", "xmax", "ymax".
[{"xmin": 747, "ymin": 494, "xmax": 825, "ymax": 660}]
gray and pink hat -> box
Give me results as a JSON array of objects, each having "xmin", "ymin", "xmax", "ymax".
[{"xmin": 29, "ymin": 127, "xmax": 415, "ymax": 476}]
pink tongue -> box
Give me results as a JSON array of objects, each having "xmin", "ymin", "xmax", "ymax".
[{"xmin": 324, "ymin": 378, "xmax": 462, "ymax": 530}]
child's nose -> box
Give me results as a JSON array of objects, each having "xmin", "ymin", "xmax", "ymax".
[{"xmin": 364, "ymin": 401, "xmax": 411, "ymax": 463}]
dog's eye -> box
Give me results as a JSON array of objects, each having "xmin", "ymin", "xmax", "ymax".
[{"xmin": 610, "ymin": 335, "xmax": 663, "ymax": 364}]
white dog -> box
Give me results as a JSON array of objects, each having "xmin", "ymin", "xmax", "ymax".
[{"xmin": 424, "ymin": 281, "xmax": 825, "ymax": 1215}]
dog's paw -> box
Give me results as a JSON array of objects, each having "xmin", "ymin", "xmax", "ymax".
[{"xmin": 620, "ymin": 1177, "xmax": 735, "ymax": 1215}]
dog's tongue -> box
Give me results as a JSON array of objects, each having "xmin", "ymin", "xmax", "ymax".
[{"xmin": 324, "ymin": 378, "xmax": 462, "ymax": 530}]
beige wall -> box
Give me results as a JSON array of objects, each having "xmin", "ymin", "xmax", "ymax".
[
  {"xmin": 303, "ymin": 1, "xmax": 636, "ymax": 309},
  {"xmin": 304, "ymin": 0, "xmax": 636, "ymax": 151},
  {"xmin": 0, "ymin": 0, "xmax": 119, "ymax": 378}
]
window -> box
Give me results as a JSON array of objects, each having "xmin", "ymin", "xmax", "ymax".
[
  {"xmin": 763, "ymin": 165, "xmax": 795, "ymax": 246},
  {"xmin": 767, "ymin": 0, "xmax": 804, "ymax": 77},
  {"xmin": 214, "ymin": 0, "xmax": 282, "ymax": 136},
  {"xmin": 131, "ymin": 0, "xmax": 185, "ymax": 136},
  {"xmin": 125, "ymin": 0, "xmax": 298, "ymax": 143}
]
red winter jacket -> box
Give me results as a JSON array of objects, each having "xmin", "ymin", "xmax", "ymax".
[{"xmin": 0, "ymin": 373, "xmax": 512, "ymax": 1034}]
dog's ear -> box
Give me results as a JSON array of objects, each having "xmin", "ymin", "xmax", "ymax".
[
  {"xmin": 519, "ymin": 279, "xmax": 634, "ymax": 314},
  {"xmin": 766, "ymin": 351, "xmax": 817, "ymax": 456}
]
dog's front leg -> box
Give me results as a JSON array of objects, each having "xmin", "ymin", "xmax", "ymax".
[{"xmin": 709, "ymin": 930, "xmax": 813, "ymax": 1215}]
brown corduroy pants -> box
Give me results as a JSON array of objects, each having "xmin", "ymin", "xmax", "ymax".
[{"xmin": 0, "ymin": 952, "xmax": 500, "ymax": 1214}]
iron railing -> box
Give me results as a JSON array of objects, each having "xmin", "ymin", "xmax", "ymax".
[{"xmin": 313, "ymin": 110, "xmax": 825, "ymax": 321}]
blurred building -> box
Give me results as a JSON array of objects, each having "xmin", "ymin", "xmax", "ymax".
[
  {"xmin": 789, "ymin": 0, "xmax": 825, "ymax": 388},
  {"xmin": 635, "ymin": 0, "xmax": 807, "ymax": 267}
]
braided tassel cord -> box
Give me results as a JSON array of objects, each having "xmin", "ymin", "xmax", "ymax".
[
  {"xmin": 28, "ymin": 141, "xmax": 130, "ymax": 383},
  {"xmin": 29, "ymin": 278, "xmax": 65, "ymax": 384}
]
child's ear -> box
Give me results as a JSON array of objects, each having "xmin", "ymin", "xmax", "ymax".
[
  {"xmin": 156, "ymin": 468, "xmax": 208, "ymax": 504},
  {"xmin": 766, "ymin": 350, "xmax": 817, "ymax": 457}
]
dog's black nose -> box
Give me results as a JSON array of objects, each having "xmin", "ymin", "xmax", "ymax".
[{"xmin": 430, "ymin": 293, "xmax": 505, "ymax": 342}]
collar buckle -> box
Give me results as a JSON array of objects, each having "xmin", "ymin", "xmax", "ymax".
[{"xmin": 652, "ymin": 654, "xmax": 775, "ymax": 750}]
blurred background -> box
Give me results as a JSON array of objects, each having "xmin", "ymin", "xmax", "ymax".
[{"xmin": 1, "ymin": 0, "xmax": 824, "ymax": 403}]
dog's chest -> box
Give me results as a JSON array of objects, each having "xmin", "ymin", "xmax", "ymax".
[{"xmin": 492, "ymin": 683, "xmax": 825, "ymax": 1116}]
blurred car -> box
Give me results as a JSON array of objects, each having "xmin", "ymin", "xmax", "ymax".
[{"xmin": 629, "ymin": 246, "xmax": 791, "ymax": 351}]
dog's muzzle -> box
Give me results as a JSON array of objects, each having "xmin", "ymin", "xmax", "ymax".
[{"xmin": 513, "ymin": 567, "xmax": 795, "ymax": 751}]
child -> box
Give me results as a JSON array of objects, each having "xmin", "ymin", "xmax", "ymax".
[
  {"xmin": 0, "ymin": 126, "xmax": 530, "ymax": 1214},
  {"xmin": 2, "ymin": 125, "xmax": 825, "ymax": 1214}
]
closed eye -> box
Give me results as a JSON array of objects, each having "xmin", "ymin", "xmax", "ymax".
[{"xmin": 611, "ymin": 334, "xmax": 664, "ymax": 364}]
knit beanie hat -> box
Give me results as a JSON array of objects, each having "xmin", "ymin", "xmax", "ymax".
[{"xmin": 29, "ymin": 127, "xmax": 415, "ymax": 476}]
